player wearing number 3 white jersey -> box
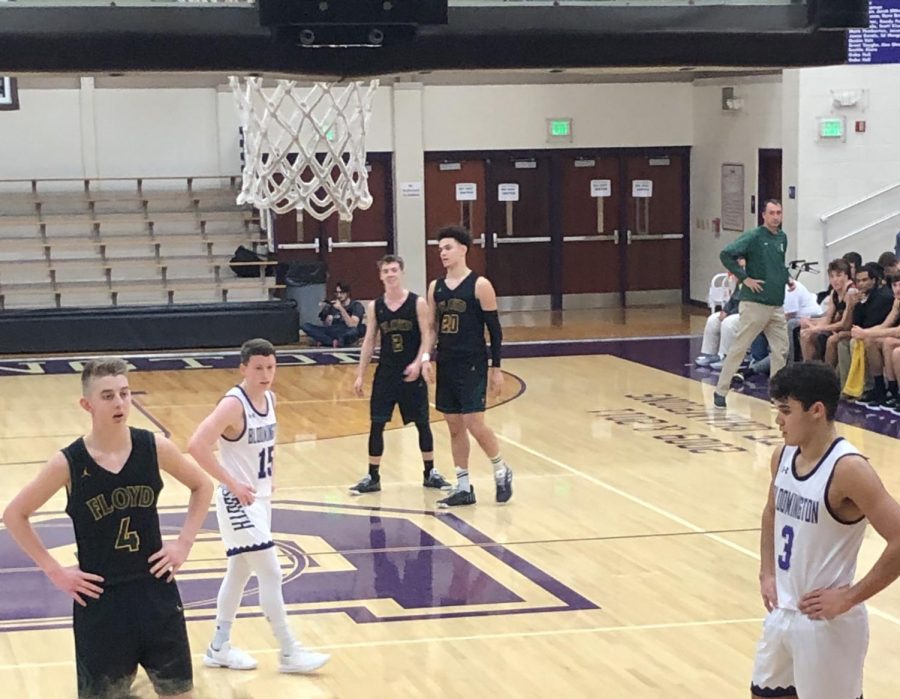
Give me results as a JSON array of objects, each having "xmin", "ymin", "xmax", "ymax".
[
  {"xmin": 752, "ymin": 362, "xmax": 900, "ymax": 699},
  {"xmin": 188, "ymin": 338, "xmax": 329, "ymax": 676}
]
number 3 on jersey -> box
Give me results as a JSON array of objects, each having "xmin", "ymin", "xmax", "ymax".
[
  {"xmin": 777, "ymin": 524, "xmax": 794, "ymax": 571},
  {"xmin": 258, "ymin": 445, "xmax": 274, "ymax": 480}
]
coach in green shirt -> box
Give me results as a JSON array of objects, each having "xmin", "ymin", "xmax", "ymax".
[{"xmin": 713, "ymin": 199, "xmax": 792, "ymax": 408}]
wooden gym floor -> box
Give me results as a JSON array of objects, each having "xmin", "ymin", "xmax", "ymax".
[{"xmin": 1, "ymin": 305, "xmax": 899, "ymax": 698}]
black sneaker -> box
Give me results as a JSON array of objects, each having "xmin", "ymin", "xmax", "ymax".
[
  {"xmin": 495, "ymin": 467, "xmax": 513, "ymax": 503},
  {"xmin": 864, "ymin": 395, "xmax": 888, "ymax": 411},
  {"xmin": 423, "ymin": 470, "xmax": 453, "ymax": 490},
  {"xmin": 713, "ymin": 392, "xmax": 727, "ymax": 409},
  {"xmin": 437, "ymin": 486, "xmax": 476, "ymax": 508},
  {"xmin": 860, "ymin": 390, "xmax": 883, "ymax": 403},
  {"xmin": 349, "ymin": 475, "xmax": 381, "ymax": 495}
]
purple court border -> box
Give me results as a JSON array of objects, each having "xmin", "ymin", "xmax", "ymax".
[{"xmin": 0, "ymin": 500, "xmax": 598, "ymax": 633}]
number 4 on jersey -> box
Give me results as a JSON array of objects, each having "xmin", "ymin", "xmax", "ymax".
[
  {"xmin": 258, "ymin": 445, "xmax": 274, "ymax": 480},
  {"xmin": 115, "ymin": 516, "xmax": 141, "ymax": 553}
]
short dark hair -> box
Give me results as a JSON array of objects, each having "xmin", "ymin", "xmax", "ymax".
[
  {"xmin": 436, "ymin": 225, "xmax": 472, "ymax": 248},
  {"xmin": 240, "ymin": 338, "xmax": 276, "ymax": 364},
  {"xmin": 841, "ymin": 251, "xmax": 862, "ymax": 271},
  {"xmin": 827, "ymin": 258, "xmax": 851, "ymax": 276},
  {"xmin": 763, "ymin": 198, "xmax": 782, "ymax": 210},
  {"xmin": 770, "ymin": 362, "xmax": 840, "ymax": 421},
  {"xmin": 335, "ymin": 281, "xmax": 351, "ymax": 295},
  {"xmin": 887, "ymin": 273, "xmax": 900, "ymax": 286},
  {"xmin": 878, "ymin": 251, "xmax": 898, "ymax": 268},
  {"xmin": 377, "ymin": 254, "xmax": 405, "ymax": 270},
  {"xmin": 857, "ymin": 262, "xmax": 883, "ymax": 283}
]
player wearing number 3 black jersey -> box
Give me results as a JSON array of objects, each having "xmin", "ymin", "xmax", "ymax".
[
  {"xmin": 753, "ymin": 362, "xmax": 900, "ymax": 699},
  {"xmin": 2, "ymin": 358, "xmax": 213, "ymax": 699},
  {"xmin": 188, "ymin": 338, "xmax": 329, "ymax": 675}
]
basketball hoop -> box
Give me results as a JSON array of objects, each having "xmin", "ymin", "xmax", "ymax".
[{"xmin": 230, "ymin": 76, "xmax": 379, "ymax": 221}]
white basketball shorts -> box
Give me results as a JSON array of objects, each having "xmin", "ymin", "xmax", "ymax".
[
  {"xmin": 214, "ymin": 485, "xmax": 274, "ymax": 557},
  {"xmin": 751, "ymin": 605, "xmax": 868, "ymax": 699}
]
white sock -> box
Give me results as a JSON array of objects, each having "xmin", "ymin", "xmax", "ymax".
[
  {"xmin": 246, "ymin": 548, "xmax": 297, "ymax": 655},
  {"xmin": 211, "ymin": 621, "xmax": 232, "ymax": 652},
  {"xmin": 211, "ymin": 554, "xmax": 252, "ymax": 650},
  {"xmin": 490, "ymin": 455, "xmax": 509, "ymax": 480},
  {"xmin": 455, "ymin": 466, "xmax": 470, "ymax": 492}
]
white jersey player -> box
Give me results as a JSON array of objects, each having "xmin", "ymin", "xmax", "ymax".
[
  {"xmin": 752, "ymin": 362, "xmax": 900, "ymax": 699},
  {"xmin": 188, "ymin": 338, "xmax": 329, "ymax": 675}
]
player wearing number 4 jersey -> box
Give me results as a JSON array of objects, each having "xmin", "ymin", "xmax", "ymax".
[
  {"xmin": 188, "ymin": 338, "xmax": 329, "ymax": 676},
  {"xmin": 2, "ymin": 358, "xmax": 213, "ymax": 699},
  {"xmin": 753, "ymin": 362, "xmax": 900, "ymax": 699}
]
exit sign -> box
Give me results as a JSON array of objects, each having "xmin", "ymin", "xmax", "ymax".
[
  {"xmin": 547, "ymin": 118, "xmax": 573, "ymax": 142},
  {"xmin": 818, "ymin": 116, "xmax": 845, "ymax": 141}
]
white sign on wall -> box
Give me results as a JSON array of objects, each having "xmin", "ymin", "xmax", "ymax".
[
  {"xmin": 590, "ymin": 179, "xmax": 612, "ymax": 198},
  {"xmin": 455, "ymin": 183, "xmax": 477, "ymax": 201},
  {"xmin": 721, "ymin": 163, "xmax": 745, "ymax": 232},
  {"xmin": 400, "ymin": 181, "xmax": 422, "ymax": 198},
  {"xmin": 632, "ymin": 179, "xmax": 653, "ymax": 198},
  {"xmin": 498, "ymin": 183, "xmax": 520, "ymax": 202}
]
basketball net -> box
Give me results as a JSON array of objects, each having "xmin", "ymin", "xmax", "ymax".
[{"xmin": 229, "ymin": 77, "xmax": 379, "ymax": 221}]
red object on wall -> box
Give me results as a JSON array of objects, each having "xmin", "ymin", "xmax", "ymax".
[{"xmin": 855, "ymin": 120, "xmax": 866, "ymax": 133}]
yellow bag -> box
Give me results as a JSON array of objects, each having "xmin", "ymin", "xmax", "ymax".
[{"xmin": 843, "ymin": 339, "xmax": 866, "ymax": 398}]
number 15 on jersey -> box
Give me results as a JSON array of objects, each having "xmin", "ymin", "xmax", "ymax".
[{"xmin": 258, "ymin": 446, "xmax": 274, "ymax": 480}]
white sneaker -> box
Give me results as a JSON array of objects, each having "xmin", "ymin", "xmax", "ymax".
[
  {"xmin": 202, "ymin": 642, "xmax": 258, "ymax": 671},
  {"xmin": 694, "ymin": 354, "xmax": 720, "ymax": 367},
  {"xmin": 279, "ymin": 644, "xmax": 331, "ymax": 674}
]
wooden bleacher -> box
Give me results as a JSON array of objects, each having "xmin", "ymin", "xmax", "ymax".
[{"xmin": 0, "ymin": 175, "xmax": 281, "ymax": 311}]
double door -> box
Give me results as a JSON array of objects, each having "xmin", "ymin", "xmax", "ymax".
[
  {"xmin": 272, "ymin": 153, "xmax": 393, "ymax": 300},
  {"xmin": 424, "ymin": 149, "xmax": 688, "ymax": 308}
]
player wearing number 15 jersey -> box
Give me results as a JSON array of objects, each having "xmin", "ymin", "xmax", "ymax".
[
  {"xmin": 2, "ymin": 358, "xmax": 213, "ymax": 699},
  {"xmin": 752, "ymin": 362, "xmax": 900, "ymax": 699},
  {"xmin": 188, "ymin": 338, "xmax": 329, "ymax": 676}
]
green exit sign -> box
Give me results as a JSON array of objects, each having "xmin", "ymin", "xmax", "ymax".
[
  {"xmin": 818, "ymin": 117, "xmax": 845, "ymax": 140},
  {"xmin": 547, "ymin": 118, "xmax": 573, "ymax": 141}
]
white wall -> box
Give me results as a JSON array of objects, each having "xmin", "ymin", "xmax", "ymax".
[
  {"xmin": 423, "ymin": 83, "xmax": 693, "ymax": 151},
  {"xmin": 6, "ymin": 71, "xmax": 900, "ymax": 308},
  {"xmin": 689, "ymin": 76, "xmax": 783, "ymax": 302},
  {"xmin": 93, "ymin": 88, "xmax": 222, "ymax": 178},
  {"xmin": 0, "ymin": 88, "xmax": 83, "ymax": 179},
  {"xmin": 793, "ymin": 64, "xmax": 900, "ymax": 269}
]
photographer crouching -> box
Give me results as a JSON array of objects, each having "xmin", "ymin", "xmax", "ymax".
[{"xmin": 301, "ymin": 281, "xmax": 366, "ymax": 347}]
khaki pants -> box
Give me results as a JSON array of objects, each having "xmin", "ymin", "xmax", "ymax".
[{"xmin": 716, "ymin": 301, "xmax": 789, "ymax": 396}]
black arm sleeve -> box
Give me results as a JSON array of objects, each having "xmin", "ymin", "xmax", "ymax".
[{"xmin": 484, "ymin": 310, "xmax": 502, "ymax": 368}]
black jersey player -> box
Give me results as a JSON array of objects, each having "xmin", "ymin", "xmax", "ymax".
[
  {"xmin": 2, "ymin": 358, "xmax": 213, "ymax": 699},
  {"xmin": 351, "ymin": 255, "xmax": 452, "ymax": 494},
  {"xmin": 427, "ymin": 226, "xmax": 513, "ymax": 507}
]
